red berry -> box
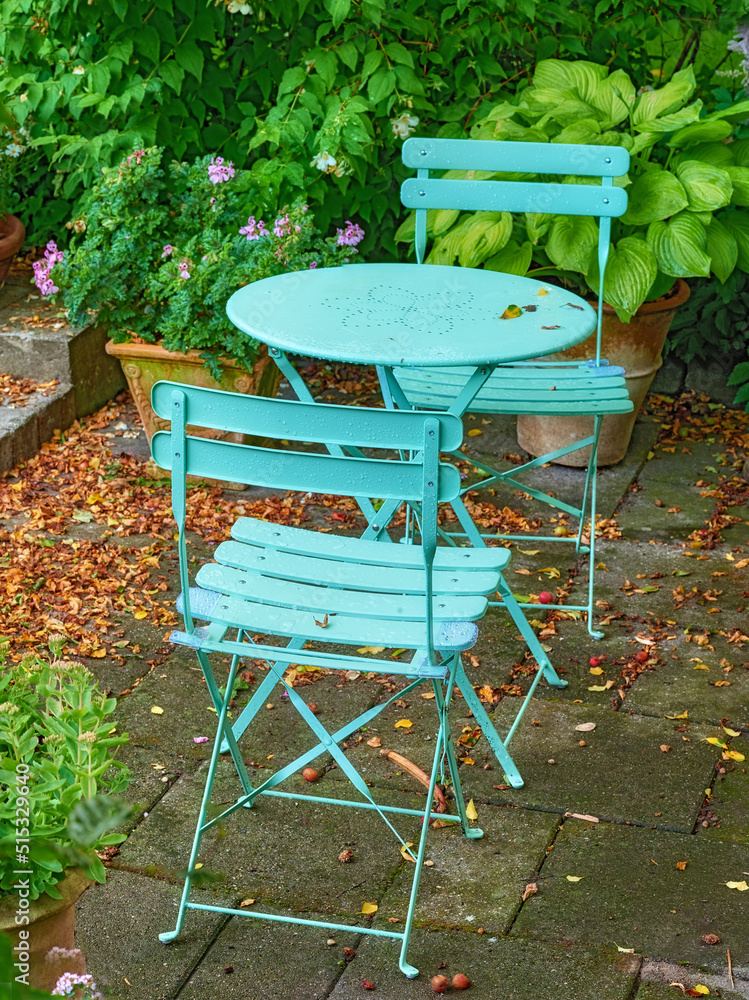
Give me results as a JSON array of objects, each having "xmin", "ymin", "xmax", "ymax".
[
  {"xmin": 538, "ymin": 591, "xmax": 554, "ymax": 605},
  {"xmin": 589, "ymin": 657, "xmax": 601, "ymax": 667},
  {"xmin": 635, "ymin": 650, "xmax": 649, "ymax": 663},
  {"xmin": 302, "ymin": 767, "xmax": 319, "ymax": 782},
  {"xmin": 453, "ymin": 973, "xmax": 472, "ymax": 990},
  {"xmin": 431, "ymin": 975, "xmax": 450, "ymax": 993}
]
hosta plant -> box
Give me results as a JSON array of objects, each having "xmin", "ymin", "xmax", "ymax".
[{"xmin": 396, "ymin": 59, "xmax": 749, "ymax": 322}]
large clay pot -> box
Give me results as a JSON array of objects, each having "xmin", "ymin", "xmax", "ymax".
[
  {"xmin": 0, "ymin": 213, "xmax": 25, "ymax": 288},
  {"xmin": 0, "ymin": 868, "xmax": 91, "ymax": 992},
  {"xmin": 517, "ymin": 279, "xmax": 690, "ymax": 466}
]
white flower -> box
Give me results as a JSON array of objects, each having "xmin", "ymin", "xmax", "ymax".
[
  {"xmin": 72, "ymin": 65, "xmax": 85, "ymax": 75},
  {"xmin": 3, "ymin": 143, "xmax": 24, "ymax": 158},
  {"xmin": 311, "ymin": 150, "xmax": 337, "ymax": 172},
  {"xmin": 18, "ymin": 93, "xmax": 28, "ymax": 102},
  {"xmin": 227, "ymin": 0, "xmax": 252, "ymax": 12},
  {"xmin": 391, "ymin": 113, "xmax": 419, "ymax": 139}
]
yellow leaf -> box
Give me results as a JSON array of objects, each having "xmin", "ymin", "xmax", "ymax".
[
  {"xmin": 676, "ymin": 861, "xmax": 688, "ymax": 871},
  {"xmin": 596, "ymin": 563, "xmax": 608, "ymax": 571},
  {"xmin": 566, "ymin": 875, "xmax": 585, "ymax": 882},
  {"xmin": 723, "ymin": 727, "xmax": 741, "ymax": 737},
  {"xmin": 517, "ymin": 549, "xmax": 541, "ymax": 555},
  {"xmin": 666, "ymin": 711, "xmax": 688, "ymax": 719},
  {"xmin": 466, "ymin": 799, "xmax": 478, "ymax": 821},
  {"xmin": 589, "ymin": 666, "xmax": 604, "ymax": 675},
  {"xmin": 86, "ymin": 493, "xmax": 104, "ymax": 504},
  {"xmin": 467, "ymin": 429, "xmax": 483, "ymax": 436},
  {"xmin": 693, "ymin": 664, "xmax": 710, "ymax": 670},
  {"xmin": 616, "ymin": 945, "xmax": 635, "ymax": 954},
  {"xmin": 537, "ymin": 288, "xmax": 549, "ymax": 296},
  {"xmin": 133, "ymin": 610, "xmax": 148, "ymax": 620},
  {"xmin": 394, "ymin": 719, "xmax": 413, "ymax": 729},
  {"xmin": 194, "ymin": 863, "xmax": 203, "ymax": 870},
  {"xmin": 705, "ymin": 737, "xmax": 728, "ymax": 749},
  {"xmin": 459, "ymin": 756, "xmax": 475, "ymax": 765},
  {"xmin": 725, "ymin": 750, "xmax": 745, "ymax": 762},
  {"xmin": 693, "ymin": 987, "xmax": 710, "ymax": 996},
  {"xmin": 357, "ymin": 646, "xmax": 385, "ymax": 654},
  {"xmin": 239, "ymin": 898, "xmax": 255, "ymax": 907},
  {"xmin": 540, "ymin": 567, "xmax": 560, "ymax": 578},
  {"xmin": 90, "ymin": 649, "xmax": 106, "ymax": 658},
  {"xmin": 725, "ymin": 552, "xmax": 736, "ymax": 561},
  {"xmin": 725, "ymin": 880, "xmax": 749, "ymax": 890},
  {"xmin": 420, "ymin": 692, "xmax": 435, "ymax": 700},
  {"xmin": 587, "ymin": 685, "xmax": 607, "ymax": 692},
  {"xmin": 151, "ymin": 706, "xmax": 164, "ymax": 715},
  {"xmin": 500, "ymin": 304, "xmax": 523, "ymax": 319},
  {"xmin": 399, "ymin": 842, "xmax": 416, "ymax": 863},
  {"xmin": 361, "ymin": 902, "xmax": 378, "ymax": 914}
]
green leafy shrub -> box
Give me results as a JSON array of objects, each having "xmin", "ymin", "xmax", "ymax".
[
  {"xmin": 0, "ymin": 0, "xmax": 744, "ymax": 248},
  {"xmin": 395, "ymin": 61, "xmax": 749, "ymax": 321},
  {"xmin": 667, "ymin": 271, "xmax": 749, "ymax": 364},
  {"xmin": 0, "ymin": 642, "xmax": 132, "ymax": 900},
  {"xmin": 36, "ymin": 146, "xmax": 363, "ymax": 379}
]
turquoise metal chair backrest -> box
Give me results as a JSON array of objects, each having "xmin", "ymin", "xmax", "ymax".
[
  {"xmin": 150, "ymin": 380, "xmax": 464, "ymax": 664},
  {"xmin": 400, "ymin": 137, "xmax": 630, "ymax": 363}
]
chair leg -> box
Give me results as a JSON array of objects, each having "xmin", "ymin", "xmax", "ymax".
[
  {"xmin": 495, "ymin": 577, "xmax": 568, "ymax": 689},
  {"xmin": 585, "ymin": 416, "xmax": 604, "ymax": 640},
  {"xmin": 160, "ymin": 651, "xmax": 242, "ymax": 943},
  {"xmin": 432, "ymin": 664, "xmax": 484, "ymax": 839},
  {"xmin": 454, "ymin": 662, "xmax": 524, "ymax": 788}
]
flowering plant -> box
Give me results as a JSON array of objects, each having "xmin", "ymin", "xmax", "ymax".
[
  {"xmin": 38, "ymin": 146, "xmax": 364, "ymax": 379},
  {"xmin": 0, "ymin": 105, "xmax": 29, "ymax": 219},
  {"xmin": 0, "ymin": 638, "xmax": 132, "ymax": 901}
]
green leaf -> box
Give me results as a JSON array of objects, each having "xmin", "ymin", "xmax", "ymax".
[
  {"xmin": 667, "ymin": 119, "xmax": 732, "ymax": 148},
  {"xmin": 532, "ymin": 59, "xmax": 607, "ymax": 104},
  {"xmin": 394, "ymin": 213, "xmax": 416, "ymax": 243},
  {"xmin": 721, "ymin": 212, "xmax": 749, "ymax": 272},
  {"xmin": 432, "ymin": 208, "xmax": 461, "ymax": 236},
  {"xmin": 646, "ymin": 211, "xmax": 711, "ymax": 278},
  {"xmin": 526, "ymin": 212, "xmax": 554, "ymax": 244},
  {"xmin": 278, "ymin": 66, "xmax": 307, "ymax": 96},
  {"xmin": 136, "ymin": 24, "xmax": 160, "ymax": 64},
  {"xmin": 729, "ymin": 139, "xmax": 749, "ymax": 168},
  {"xmin": 590, "ymin": 236, "xmax": 658, "ymax": 323},
  {"xmin": 675, "ymin": 161, "xmax": 732, "ymax": 212},
  {"xmin": 705, "ymin": 218, "xmax": 738, "ymax": 283},
  {"xmin": 726, "ymin": 166, "xmax": 749, "ymax": 207},
  {"xmin": 361, "ymin": 49, "xmax": 383, "ymax": 81},
  {"xmin": 457, "ymin": 211, "xmax": 513, "ymax": 267},
  {"xmin": 338, "ymin": 40, "xmax": 358, "ymax": 71},
  {"xmin": 393, "ymin": 64, "xmax": 425, "ymax": 96},
  {"xmin": 632, "ymin": 67, "xmax": 696, "ymax": 127},
  {"xmin": 385, "ymin": 41, "xmax": 414, "ymax": 67},
  {"xmin": 324, "ymin": 0, "xmax": 352, "ymax": 29},
  {"xmin": 621, "ymin": 168, "xmax": 688, "ymax": 226},
  {"xmin": 636, "ymin": 99, "xmax": 702, "ymax": 134},
  {"xmin": 484, "ymin": 239, "xmax": 533, "ymax": 276},
  {"xmin": 589, "ymin": 73, "xmax": 633, "ymax": 128},
  {"xmin": 552, "ymin": 118, "xmax": 602, "ymax": 145},
  {"xmin": 66, "ymin": 795, "xmax": 133, "ymax": 848},
  {"xmin": 175, "ymin": 40, "xmax": 204, "ymax": 82},
  {"xmin": 367, "ymin": 68, "xmax": 396, "ymax": 104},
  {"xmin": 672, "ymin": 142, "xmax": 734, "ymax": 169},
  {"xmin": 546, "ymin": 215, "xmax": 598, "ymax": 274},
  {"xmin": 707, "ymin": 99, "xmax": 749, "ymax": 124},
  {"xmin": 160, "ymin": 60, "xmax": 185, "ymax": 95}
]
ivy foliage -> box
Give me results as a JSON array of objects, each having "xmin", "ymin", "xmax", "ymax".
[{"xmin": 0, "ymin": 0, "xmax": 745, "ymax": 250}]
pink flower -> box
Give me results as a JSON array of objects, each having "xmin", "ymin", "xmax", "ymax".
[
  {"xmin": 207, "ymin": 156, "xmax": 235, "ymax": 184},
  {"xmin": 193, "ymin": 736, "xmax": 209, "ymax": 744},
  {"xmin": 126, "ymin": 148, "xmax": 146, "ymax": 166},
  {"xmin": 309, "ymin": 260, "xmax": 318, "ymax": 269},
  {"xmin": 161, "ymin": 244, "xmax": 174, "ymax": 258},
  {"xmin": 336, "ymin": 221, "xmax": 365, "ymax": 247},
  {"xmin": 273, "ymin": 213, "xmax": 291, "ymax": 238},
  {"xmin": 52, "ymin": 971, "xmax": 102, "ymax": 998},
  {"xmin": 178, "ymin": 258, "xmax": 191, "ymax": 279},
  {"xmin": 33, "ymin": 242, "xmax": 63, "ymax": 296},
  {"xmin": 239, "ymin": 216, "xmax": 267, "ymax": 241}
]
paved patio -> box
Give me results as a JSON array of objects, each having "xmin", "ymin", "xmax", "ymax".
[{"xmin": 56, "ymin": 384, "xmax": 746, "ymax": 1000}]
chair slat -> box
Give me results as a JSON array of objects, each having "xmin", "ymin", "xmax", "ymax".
[
  {"xmin": 394, "ymin": 365, "xmax": 627, "ymax": 385},
  {"xmin": 230, "ymin": 520, "xmax": 510, "ymax": 573},
  {"xmin": 151, "ymin": 381, "xmax": 463, "ymax": 452},
  {"xmin": 215, "ymin": 538, "xmax": 502, "ymax": 596},
  {"xmin": 196, "ymin": 563, "xmax": 489, "ymax": 621},
  {"xmin": 181, "ymin": 587, "xmax": 481, "ymax": 651},
  {"xmin": 402, "ymin": 178, "xmax": 627, "ymax": 217},
  {"xmin": 402, "ymin": 137, "xmax": 630, "ymax": 176},
  {"xmin": 151, "ymin": 433, "xmax": 461, "ymax": 502}
]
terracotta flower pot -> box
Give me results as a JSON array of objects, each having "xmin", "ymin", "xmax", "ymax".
[
  {"xmin": 0, "ymin": 213, "xmax": 26, "ymax": 289},
  {"xmin": 0, "ymin": 868, "xmax": 91, "ymax": 992},
  {"xmin": 516, "ymin": 279, "xmax": 690, "ymax": 466},
  {"xmin": 105, "ymin": 339, "xmax": 282, "ymax": 488}
]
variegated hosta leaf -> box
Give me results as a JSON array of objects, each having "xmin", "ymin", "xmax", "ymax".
[
  {"xmin": 545, "ymin": 98, "xmax": 603, "ymax": 128},
  {"xmin": 517, "ymin": 87, "xmax": 578, "ymax": 118},
  {"xmin": 646, "ymin": 211, "xmax": 711, "ymax": 277},
  {"xmin": 484, "ymin": 239, "xmax": 533, "ymax": 276},
  {"xmin": 632, "ymin": 66, "xmax": 696, "ymax": 127},
  {"xmin": 394, "ymin": 213, "xmax": 416, "ymax": 243},
  {"xmin": 526, "ymin": 212, "xmax": 554, "ymax": 244},
  {"xmin": 546, "ymin": 216, "xmax": 599, "ymax": 275},
  {"xmin": 706, "ymin": 218, "xmax": 738, "ymax": 283},
  {"xmin": 706, "ymin": 98, "xmax": 749, "ymax": 124},
  {"xmin": 730, "ymin": 138, "xmax": 749, "ymax": 168},
  {"xmin": 721, "ymin": 211, "xmax": 749, "ymax": 271},
  {"xmin": 532, "ymin": 59, "xmax": 608, "ymax": 104},
  {"xmin": 672, "ymin": 141, "xmax": 734, "ymax": 169},
  {"xmin": 675, "ymin": 160, "xmax": 732, "ymax": 212},
  {"xmin": 552, "ymin": 118, "xmax": 602, "ymax": 145},
  {"xmin": 589, "ymin": 72, "xmax": 634, "ymax": 128},
  {"xmin": 425, "ymin": 216, "xmax": 475, "ymax": 266},
  {"xmin": 457, "ymin": 211, "xmax": 513, "ymax": 268},
  {"xmin": 667, "ymin": 118, "xmax": 732, "ymax": 148},
  {"xmin": 432, "ymin": 208, "xmax": 461, "ymax": 235},
  {"xmin": 726, "ymin": 165, "xmax": 749, "ymax": 207},
  {"xmin": 635, "ymin": 99, "xmax": 702, "ymax": 134},
  {"xmin": 621, "ymin": 168, "xmax": 688, "ymax": 226},
  {"xmin": 481, "ymin": 117, "xmax": 549, "ymax": 143},
  {"xmin": 630, "ymin": 132, "xmax": 659, "ymax": 155},
  {"xmin": 587, "ymin": 236, "xmax": 658, "ymax": 323}
]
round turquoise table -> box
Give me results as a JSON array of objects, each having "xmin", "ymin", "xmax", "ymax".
[{"xmin": 226, "ymin": 262, "xmax": 596, "ymax": 367}]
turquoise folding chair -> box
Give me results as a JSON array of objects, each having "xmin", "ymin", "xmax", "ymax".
[
  {"xmin": 150, "ymin": 380, "xmax": 557, "ymax": 978},
  {"xmin": 391, "ymin": 137, "xmax": 634, "ymax": 638}
]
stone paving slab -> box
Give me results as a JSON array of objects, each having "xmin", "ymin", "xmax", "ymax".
[
  {"xmin": 113, "ymin": 760, "xmax": 423, "ymax": 918},
  {"xmin": 178, "ymin": 909, "xmax": 361, "ymax": 1000},
  {"xmin": 329, "ymin": 931, "xmax": 640, "ymax": 1000},
  {"xmin": 510, "ymin": 818, "xmax": 749, "ymax": 971},
  {"xmin": 374, "ymin": 804, "xmax": 558, "ymax": 934},
  {"xmin": 698, "ymin": 731, "xmax": 749, "ymax": 844},
  {"xmin": 455, "ymin": 699, "xmax": 721, "ymax": 832},
  {"xmin": 75, "ymin": 869, "xmax": 230, "ymax": 1000},
  {"xmin": 636, "ymin": 981, "xmax": 747, "ymax": 1000}
]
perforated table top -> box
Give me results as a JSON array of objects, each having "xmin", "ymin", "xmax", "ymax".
[{"xmin": 227, "ymin": 263, "xmax": 596, "ymax": 367}]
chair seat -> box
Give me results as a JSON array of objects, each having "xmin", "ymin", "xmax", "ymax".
[{"xmin": 392, "ymin": 364, "xmax": 634, "ymax": 416}]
